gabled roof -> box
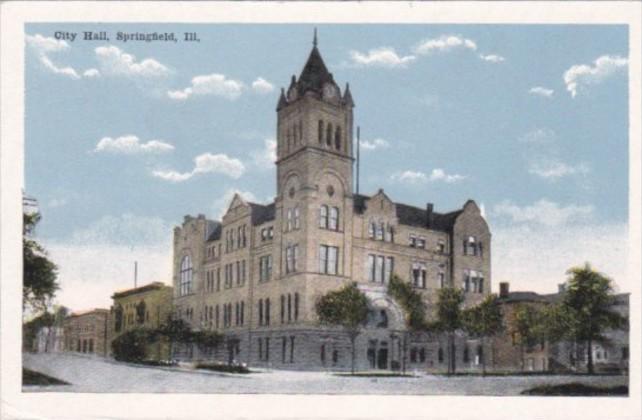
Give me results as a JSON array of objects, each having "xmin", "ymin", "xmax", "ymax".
[
  {"xmin": 249, "ymin": 202, "xmax": 276, "ymax": 226},
  {"xmin": 354, "ymin": 194, "xmax": 462, "ymax": 233}
]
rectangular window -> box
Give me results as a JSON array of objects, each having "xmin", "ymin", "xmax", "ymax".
[
  {"xmin": 294, "ymin": 207, "xmax": 301, "ymax": 229},
  {"xmin": 216, "ymin": 268, "xmax": 221, "ymax": 291},
  {"xmin": 290, "ymin": 336, "xmax": 295, "ymax": 363},
  {"xmin": 268, "ymin": 227, "xmax": 274, "ymax": 239},
  {"xmin": 385, "ymin": 225, "xmax": 394, "ymax": 242},
  {"xmin": 265, "ymin": 298, "xmax": 271, "ymax": 326},
  {"xmin": 417, "ymin": 237, "xmax": 426, "ymax": 249},
  {"xmin": 280, "ymin": 295, "xmax": 285, "ymax": 323},
  {"xmin": 412, "ymin": 263, "xmax": 427, "ymax": 288},
  {"xmin": 367, "ymin": 254, "xmax": 375, "ymax": 282},
  {"xmin": 319, "ymin": 245, "xmax": 339, "ymax": 274},
  {"xmin": 409, "ymin": 234, "xmax": 417, "ymax": 247},
  {"xmin": 258, "ymin": 299, "xmax": 264, "ymax": 326},
  {"xmin": 438, "ymin": 272, "xmax": 445, "ymax": 288},
  {"xmin": 294, "ymin": 293, "xmax": 299, "ymax": 321},
  {"xmin": 376, "ymin": 223, "xmax": 384, "ymax": 241},
  {"xmin": 368, "ymin": 222, "xmax": 375, "ymax": 239},
  {"xmin": 282, "ymin": 337, "xmax": 287, "ymax": 363},
  {"xmin": 286, "ymin": 209, "xmax": 293, "ymax": 232},
  {"xmin": 319, "ymin": 205, "xmax": 328, "ymax": 229},
  {"xmin": 236, "ymin": 261, "xmax": 241, "ymax": 286},
  {"xmin": 384, "ymin": 257, "xmax": 394, "ymax": 283},
  {"xmin": 329, "ymin": 207, "xmax": 339, "ymax": 230},
  {"xmin": 286, "ymin": 245, "xmax": 298, "ymax": 274},
  {"xmin": 375, "ymin": 256, "xmax": 384, "ymax": 283}
]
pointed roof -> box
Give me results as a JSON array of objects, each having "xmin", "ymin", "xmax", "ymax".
[
  {"xmin": 343, "ymin": 83, "xmax": 354, "ymax": 107},
  {"xmin": 276, "ymin": 88, "xmax": 288, "ymax": 111},
  {"xmin": 296, "ymin": 44, "xmax": 334, "ymax": 96}
]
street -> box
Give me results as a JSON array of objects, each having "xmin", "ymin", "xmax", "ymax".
[{"xmin": 23, "ymin": 353, "xmax": 628, "ymax": 395}]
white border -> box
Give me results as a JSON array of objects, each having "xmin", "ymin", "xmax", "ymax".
[{"xmin": 1, "ymin": 2, "xmax": 640, "ymax": 419}]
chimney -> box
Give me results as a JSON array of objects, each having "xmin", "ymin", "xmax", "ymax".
[
  {"xmin": 499, "ymin": 282, "xmax": 509, "ymax": 298},
  {"xmin": 426, "ymin": 203, "xmax": 434, "ymax": 228}
]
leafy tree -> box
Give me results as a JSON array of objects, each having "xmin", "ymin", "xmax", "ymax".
[
  {"xmin": 387, "ymin": 274, "xmax": 426, "ymax": 373},
  {"xmin": 192, "ymin": 330, "xmax": 224, "ymax": 354},
  {"xmin": 111, "ymin": 328, "xmax": 157, "ymax": 362},
  {"xmin": 511, "ymin": 304, "xmax": 543, "ymax": 371},
  {"xmin": 560, "ymin": 263, "xmax": 626, "ymax": 374},
  {"xmin": 462, "ymin": 294, "xmax": 504, "ymax": 375},
  {"xmin": 432, "ymin": 287, "xmax": 465, "ymax": 375},
  {"xmin": 315, "ymin": 282, "xmax": 369, "ymax": 374},
  {"xmin": 23, "ymin": 311, "xmax": 55, "ymax": 351},
  {"xmin": 23, "ymin": 213, "xmax": 59, "ymax": 313}
]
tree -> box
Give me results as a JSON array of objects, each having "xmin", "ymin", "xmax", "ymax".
[
  {"xmin": 111, "ymin": 328, "xmax": 157, "ymax": 362},
  {"xmin": 511, "ymin": 304, "xmax": 543, "ymax": 371},
  {"xmin": 560, "ymin": 263, "xmax": 626, "ymax": 374},
  {"xmin": 23, "ymin": 212, "xmax": 59, "ymax": 313},
  {"xmin": 432, "ymin": 287, "xmax": 465, "ymax": 375},
  {"xmin": 462, "ymin": 294, "xmax": 504, "ymax": 376},
  {"xmin": 315, "ymin": 282, "xmax": 369, "ymax": 374},
  {"xmin": 387, "ymin": 274, "xmax": 427, "ymax": 373},
  {"xmin": 23, "ymin": 311, "xmax": 55, "ymax": 351}
]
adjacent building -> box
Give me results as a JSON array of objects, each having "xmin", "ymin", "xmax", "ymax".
[
  {"xmin": 109, "ymin": 281, "xmax": 174, "ymax": 359},
  {"xmin": 170, "ymin": 35, "xmax": 491, "ymax": 371},
  {"xmin": 63, "ymin": 309, "xmax": 109, "ymax": 357}
]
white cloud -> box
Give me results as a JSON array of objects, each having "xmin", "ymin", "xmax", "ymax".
[
  {"xmin": 251, "ymin": 138, "xmax": 277, "ymax": 169},
  {"xmin": 212, "ymin": 189, "xmax": 260, "ymax": 219},
  {"xmin": 563, "ymin": 54, "xmax": 628, "ymax": 98},
  {"xmin": 491, "ymin": 222, "xmax": 629, "ymax": 294},
  {"xmin": 479, "ymin": 54, "xmax": 505, "ymax": 63},
  {"xmin": 528, "ymin": 160, "xmax": 589, "ymax": 180},
  {"xmin": 95, "ymin": 45, "xmax": 170, "ymax": 78},
  {"xmin": 360, "ymin": 138, "xmax": 390, "ymax": 151},
  {"xmin": 529, "ymin": 86, "xmax": 554, "ymax": 98},
  {"xmin": 349, "ymin": 47, "xmax": 416, "ymax": 68},
  {"xmin": 168, "ymin": 73, "xmax": 245, "ymax": 101},
  {"xmin": 492, "ymin": 199, "xmax": 593, "ymax": 227},
  {"xmin": 39, "ymin": 55, "xmax": 81, "ymax": 79},
  {"xmin": 83, "ymin": 68, "xmax": 101, "ymax": 78},
  {"xmin": 414, "ymin": 35, "xmax": 477, "ymax": 55},
  {"xmin": 251, "ymin": 77, "xmax": 275, "ymax": 94},
  {"xmin": 47, "ymin": 198, "xmax": 68, "ymax": 209},
  {"xmin": 25, "ymin": 33, "xmax": 101, "ymax": 80},
  {"xmin": 26, "ymin": 34, "xmax": 70, "ymax": 54},
  {"xmin": 94, "ymin": 135, "xmax": 174, "ymax": 154},
  {"xmin": 152, "ymin": 152, "xmax": 245, "ymax": 182},
  {"xmin": 391, "ymin": 168, "xmax": 465, "ymax": 184}
]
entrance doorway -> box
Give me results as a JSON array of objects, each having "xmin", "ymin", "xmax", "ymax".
[{"xmin": 367, "ymin": 339, "xmax": 389, "ymax": 370}]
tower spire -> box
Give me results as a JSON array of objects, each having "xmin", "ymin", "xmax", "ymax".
[{"xmin": 313, "ymin": 28, "xmax": 318, "ymax": 47}]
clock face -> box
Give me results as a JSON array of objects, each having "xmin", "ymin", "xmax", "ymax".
[{"xmin": 323, "ymin": 84, "xmax": 337, "ymax": 99}]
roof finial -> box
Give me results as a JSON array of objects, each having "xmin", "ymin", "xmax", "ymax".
[{"xmin": 313, "ymin": 27, "xmax": 318, "ymax": 47}]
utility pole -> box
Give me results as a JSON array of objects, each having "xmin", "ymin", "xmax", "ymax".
[{"xmin": 356, "ymin": 126, "xmax": 360, "ymax": 195}]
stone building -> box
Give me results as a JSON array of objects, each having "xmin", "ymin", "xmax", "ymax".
[
  {"xmin": 109, "ymin": 281, "xmax": 173, "ymax": 360},
  {"xmin": 63, "ymin": 308, "xmax": 109, "ymax": 357},
  {"xmin": 171, "ymin": 35, "xmax": 491, "ymax": 371},
  {"xmin": 34, "ymin": 326, "xmax": 65, "ymax": 353}
]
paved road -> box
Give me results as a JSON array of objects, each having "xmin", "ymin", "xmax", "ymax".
[{"xmin": 23, "ymin": 353, "xmax": 628, "ymax": 395}]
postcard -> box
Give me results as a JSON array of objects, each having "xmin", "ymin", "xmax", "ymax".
[{"xmin": 1, "ymin": 2, "xmax": 640, "ymax": 419}]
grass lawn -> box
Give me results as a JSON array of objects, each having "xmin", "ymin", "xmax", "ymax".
[
  {"xmin": 521, "ymin": 382, "xmax": 628, "ymax": 396},
  {"xmin": 22, "ymin": 368, "xmax": 69, "ymax": 386}
]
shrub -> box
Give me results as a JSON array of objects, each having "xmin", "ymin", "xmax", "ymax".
[
  {"xmin": 111, "ymin": 328, "xmax": 156, "ymax": 362},
  {"xmin": 195, "ymin": 362, "xmax": 251, "ymax": 374}
]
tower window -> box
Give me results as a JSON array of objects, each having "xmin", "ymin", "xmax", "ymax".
[
  {"xmin": 319, "ymin": 205, "xmax": 328, "ymax": 228},
  {"xmin": 329, "ymin": 207, "xmax": 339, "ymax": 230},
  {"xmin": 326, "ymin": 123, "xmax": 333, "ymax": 146},
  {"xmin": 318, "ymin": 120, "xmax": 324, "ymax": 144},
  {"xmin": 335, "ymin": 126, "xmax": 342, "ymax": 150},
  {"xmin": 179, "ymin": 255, "xmax": 193, "ymax": 296}
]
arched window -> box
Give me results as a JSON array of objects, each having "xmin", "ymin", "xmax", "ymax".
[
  {"xmin": 335, "ymin": 126, "xmax": 342, "ymax": 150},
  {"xmin": 136, "ymin": 300, "xmax": 146, "ymax": 324},
  {"xmin": 298, "ymin": 120, "xmax": 303, "ymax": 145},
  {"xmin": 318, "ymin": 120, "xmax": 324, "ymax": 143},
  {"xmin": 319, "ymin": 205, "xmax": 328, "ymax": 228},
  {"xmin": 180, "ymin": 255, "xmax": 193, "ymax": 296},
  {"xmin": 294, "ymin": 293, "xmax": 299, "ymax": 320},
  {"xmin": 326, "ymin": 123, "xmax": 333, "ymax": 146},
  {"xmin": 329, "ymin": 207, "xmax": 339, "ymax": 230}
]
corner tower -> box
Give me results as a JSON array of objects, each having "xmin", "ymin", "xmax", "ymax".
[{"xmin": 275, "ymin": 32, "xmax": 355, "ymax": 198}]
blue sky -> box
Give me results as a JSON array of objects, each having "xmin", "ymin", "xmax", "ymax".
[{"xmin": 24, "ymin": 24, "xmax": 630, "ymax": 309}]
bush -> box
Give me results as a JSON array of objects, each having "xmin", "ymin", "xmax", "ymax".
[
  {"xmin": 111, "ymin": 328, "xmax": 156, "ymax": 362},
  {"xmin": 521, "ymin": 383, "xmax": 628, "ymax": 396},
  {"xmin": 195, "ymin": 362, "xmax": 251, "ymax": 374},
  {"xmin": 136, "ymin": 359, "xmax": 177, "ymax": 367}
]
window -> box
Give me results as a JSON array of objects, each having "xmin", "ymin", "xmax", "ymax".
[
  {"xmin": 268, "ymin": 227, "xmax": 274, "ymax": 239},
  {"xmin": 294, "ymin": 293, "xmax": 299, "ymax": 321},
  {"xmin": 368, "ymin": 254, "xmax": 393, "ymax": 283},
  {"xmin": 318, "ymin": 120, "xmax": 324, "ymax": 144},
  {"xmin": 236, "ymin": 261, "xmax": 241, "ymax": 286},
  {"xmin": 329, "ymin": 207, "xmax": 339, "ymax": 230},
  {"xmin": 259, "ymin": 299, "xmax": 264, "ymax": 326},
  {"xmin": 416, "ymin": 237, "xmax": 426, "ymax": 249},
  {"xmin": 368, "ymin": 222, "xmax": 375, "ymax": 239},
  {"xmin": 265, "ymin": 298, "xmax": 271, "ymax": 326},
  {"xmin": 179, "ymin": 255, "xmax": 193, "ymax": 296},
  {"xmin": 286, "ymin": 244, "xmax": 299, "ymax": 274},
  {"xmin": 282, "ymin": 337, "xmax": 287, "ymax": 363},
  {"xmin": 293, "ymin": 207, "xmax": 301, "ymax": 229},
  {"xmin": 385, "ymin": 224, "xmax": 394, "ymax": 242},
  {"xmin": 290, "ymin": 336, "xmax": 295, "ymax": 362},
  {"xmin": 287, "ymin": 294, "xmax": 292, "ymax": 321},
  {"xmin": 438, "ymin": 348, "xmax": 444, "ymax": 363},
  {"xmin": 409, "ymin": 235, "xmax": 417, "ymax": 248},
  {"xmin": 261, "ymin": 228, "xmax": 267, "ymax": 240},
  {"xmin": 280, "ymin": 295, "xmax": 285, "ymax": 323},
  {"xmin": 464, "ymin": 270, "xmax": 484, "ymax": 293},
  {"xmin": 412, "ymin": 262, "xmax": 427, "ymax": 288},
  {"xmin": 334, "ymin": 126, "xmax": 342, "ymax": 150},
  {"xmin": 319, "ymin": 205, "xmax": 328, "ymax": 228},
  {"xmin": 286, "ymin": 208, "xmax": 293, "ymax": 232},
  {"xmin": 376, "ymin": 223, "xmax": 384, "ymax": 241},
  {"xmin": 326, "ymin": 123, "xmax": 333, "ymax": 146},
  {"xmin": 259, "ymin": 255, "xmax": 273, "ymax": 282},
  {"xmin": 438, "ymin": 272, "xmax": 445, "ymax": 288},
  {"xmin": 319, "ymin": 245, "xmax": 339, "ymax": 275},
  {"xmin": 463, "ymin": 346, "xmax": 470, "ymax": 363},
  {"xmin": 216, "ymin": 268, "xmax": 221, "ymax": 291},
  {"xmin": 464, "ymin": 236, "xmax": 483, "ymax": 256},
  {"xmin": 438, "ymin": 240, "xmax": 446, "ymax": 253},
  {"xmin": 215, "ymin": 305, "xmax": 220, "ymax": 328}
]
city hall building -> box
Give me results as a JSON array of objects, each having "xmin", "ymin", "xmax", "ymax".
[{"xmin": 171, "ymin": 36, "xmax": 491, "ymax": 371}]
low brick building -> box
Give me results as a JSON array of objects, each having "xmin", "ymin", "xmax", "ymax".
[
  {"xmin": 109, "ymin": 281, "xmax": 173, "ymax": 360},
  {"xmin": 64, "ymin": 309, "xmax": 109, "ymax": 357}
]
